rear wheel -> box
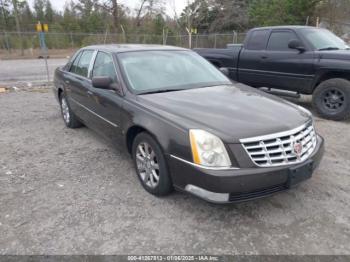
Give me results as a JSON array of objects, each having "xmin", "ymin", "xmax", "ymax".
[
  {"xmin": 312, "ymin": 78, "xmax": 350, "ymax": 120},
  {"xmin": 132, "ymin": 132, "xmax": 173, "ymax": 196},
  {"xmin": 59, "ymin": 93, "xmax": 83, "ymax": 128}
]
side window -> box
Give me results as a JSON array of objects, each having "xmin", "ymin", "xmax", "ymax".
[
  {"xmin": 69, "ymin": 51, "xmax": 82, "ymax": 73},
  {"xmin": 267, "ymin": 31, "xmax": 298, "ymax": 51},
  {"xmin": 246, "ymin": 30, "xmax": 269, "ymax": 50},
  {"xmin": 73, "ymin": 50, "xmax": 94, "ymax": 77},
  {"xmin": 92, "ymin": 52, "xmax": 118, "ymax": 82}
]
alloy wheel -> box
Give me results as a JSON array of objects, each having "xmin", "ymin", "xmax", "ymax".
[
  {"xmin": 322, "ymin": 88, "xmax": 345, "ymax": 112},
  {"xmin": 135, "ymin": 142, "xmax": 160, "ymax": 188},
  {"xmin": 61, "ymin": 97, "xmax": 70, "ymax": 124}
]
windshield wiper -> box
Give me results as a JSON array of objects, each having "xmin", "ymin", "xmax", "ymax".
[
  {"xmin": 139, "ymin": 88, "xmax": 184, "ymax": 95},
  {"xmin": 318, "ymin": 47, "xmax": 340, "ymax": 51}
]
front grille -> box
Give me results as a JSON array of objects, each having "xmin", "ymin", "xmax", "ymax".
[{"xmin": 240, "ymin": 121, "xmax": 317, "ymax": 167}]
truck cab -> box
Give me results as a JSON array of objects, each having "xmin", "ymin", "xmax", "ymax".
[{"xmin": 196, "ymin": 26, "xmax": 350, "ymax": 121}]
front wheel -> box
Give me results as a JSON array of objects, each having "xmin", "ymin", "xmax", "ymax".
[
  {"xmin": 132, "ymin": 132, "xmax": 173, "ymax": 196},
  {"xmin": 312, "ymin": 78, "xmax": 350, "ymax": 121}
]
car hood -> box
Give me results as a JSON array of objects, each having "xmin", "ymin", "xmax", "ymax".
[
  {"xmin": 317, "ymin": 49, "xmax": 350, "ymax": 60},
  {"xmin": 137, "ymin": 84, "xmax": 312, "ymax": 143}
]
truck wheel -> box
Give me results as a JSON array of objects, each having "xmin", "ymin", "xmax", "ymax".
[{"xmin": 312, "ymin": 78, "xmax": 350, "ymax": 121}]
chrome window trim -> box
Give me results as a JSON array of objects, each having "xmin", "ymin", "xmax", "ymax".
[
  {"xmin": 170, "ymin": 155, "xmax": 240, "ymax": 170},
  {"xmin": 240, "ymin": 120, "xmax": 312, "ymax": 143},
  {"xmin": 91, "ymin": 50, "xmax": 119, "ymax": 81},
  {"xmin": 67, "ymin": 49, "xmax": 96, "ymax": 80},
  {"xmin": 88, "ymin": 50, "xmax": 98, "ymax": 78},
  {"xmin": 70, "ymin": 98, "xmax": 118, "ymax": 128}
]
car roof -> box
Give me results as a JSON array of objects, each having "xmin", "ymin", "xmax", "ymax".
[
  {"xmin": 81, "ymin": 44, "xmax": 188, "ymax": 53},
  {"xmin": 250, "ymin": 25, "xmax": 319, "ymax": 31}
]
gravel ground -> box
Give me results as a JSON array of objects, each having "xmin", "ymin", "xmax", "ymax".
[{"xmin": 0, "ymin": 89, "xmax": 349, "ymax": 255}]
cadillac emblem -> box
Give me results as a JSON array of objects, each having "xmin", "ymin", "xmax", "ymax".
[{"xmin": 292, "ymin": 140, "xmax": 303, "ymax": 159}]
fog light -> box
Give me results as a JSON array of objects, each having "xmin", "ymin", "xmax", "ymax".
[{"xmin": 185, "ymin": 184, "xmax": 229, "ymax": 202}]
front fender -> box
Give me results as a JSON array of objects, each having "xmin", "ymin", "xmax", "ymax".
[{"xmin": 121, "ymin": 99, "xmax": 192, "ymax": 161}]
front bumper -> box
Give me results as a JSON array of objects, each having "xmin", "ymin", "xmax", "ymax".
[{"xmin": 168, "ymin": 135, "xmax": 324, "ymax": 204}]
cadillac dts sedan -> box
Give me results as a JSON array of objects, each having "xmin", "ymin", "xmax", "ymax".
[{"xmin": 53, "ymin": 44, "xmax": 324, "ymax": 203}]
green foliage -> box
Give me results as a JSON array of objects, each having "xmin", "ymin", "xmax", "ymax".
[
  {"xmin": 249, "ymin": 0, "xmax": 321, "ymax": 27},
  {"xmin": 33, "ymin": 0, "xmax": 45, "ymax": 21}
]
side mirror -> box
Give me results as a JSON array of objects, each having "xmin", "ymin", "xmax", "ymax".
[
  {"xmin": 92, "ymin": 76, "xmax": 113, "ymax": 90},
  {"xmin": 288, "ymin": 39, "xmax": 305, "ymax": 52},
  {"xmin": 219, "ymin": 67, "xmax": 230, "ymax": 76}
]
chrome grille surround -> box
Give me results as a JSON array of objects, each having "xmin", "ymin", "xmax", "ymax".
[{"xmin": 240, "ymin": 121, "xmax": 317, "ymax": 167}]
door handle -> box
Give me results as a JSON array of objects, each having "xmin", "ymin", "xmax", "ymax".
[
  {"xmin": 87, "ymin": 90, "xmax": 93, "ymax": 96},
  {"xmin": 65, "ymin": 80, "xmax": 70, "ymax": 84},
  {"xmin": 261, "ymin": 56, "xmax": 268, "ymax": 59}
]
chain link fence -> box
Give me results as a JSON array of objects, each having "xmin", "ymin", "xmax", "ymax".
[{"xmin": 0, "ymin": 31, "xmax": 247, "ymax": 59}]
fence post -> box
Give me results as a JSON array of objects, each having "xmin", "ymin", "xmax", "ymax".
[
  {"xmin": 70, "ymin": 32, "xmax": 74, "ymax": 48},
  {"xmin": 3, "ymin": 31, "xmax": 11, "ymax": 53},
  {"xmin": 233, "ymin": 31, "xmax": 237, "ymax": 44}
]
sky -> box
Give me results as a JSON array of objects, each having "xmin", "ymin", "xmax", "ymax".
[{"xmin": 27, "ymin": 0, "xmax": 188, "ymax": 17}]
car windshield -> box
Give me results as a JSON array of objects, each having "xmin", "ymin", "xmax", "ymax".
[
  {"xmin": 117, "ymin": 50, "xmax": 231, "ymax": 94},
  {"xmin": 301, "ymin": 28, "xmax": 349, "ymax": 50}
]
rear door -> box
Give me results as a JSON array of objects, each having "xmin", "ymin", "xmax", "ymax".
[
  {"xmin": 85, "ymin": 51, "xmax": 124, "ymax": 143},
  {"xmin": 238, "ymin": 29, "xmax": 270, "ymax": 87},
  {"xmin": 65, "ymin": 49, "xmax": 96, "ymax": 122},
  {"xmin": 260, "ymin": 30, "xmax": 315, "ymax": 92}
]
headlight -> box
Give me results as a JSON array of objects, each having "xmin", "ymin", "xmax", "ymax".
[{"xmin": 189, "ymin": 129, "xmax": 231, "ymax": 167}]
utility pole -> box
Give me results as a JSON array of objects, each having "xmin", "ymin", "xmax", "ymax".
[{"xmin": 11, "ymin": 0, "xmax": 24, "ymax": 56}]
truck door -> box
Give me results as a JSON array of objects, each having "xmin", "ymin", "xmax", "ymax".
[
  {"xmin": 255, "ymin": 30, "xmax": 314, "ymax": 92},
  {"xmin": 238, "ymin": 29, "xmax": 271, "ymax": 87}
]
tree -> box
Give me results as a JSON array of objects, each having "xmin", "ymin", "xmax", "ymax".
[
  {"xmin": 45, "ymin": 0, "xmax": 54, "ymax": 23},
  {"xmin": 11, "ymin": 0, "xmax": 24, "ymax": 55},
  {"xmin": 316, "ymin": 0, "xmax": 350, "ymax": 34},
  {"xmin": 135, "ymin": 0, "xmax": 165, "ymax": 28},
  {"xmin": 33, "ymin": 0, "xmax": 45, "ymax": 22},
  {"xmin": 249, "ymin": 0, "xmax": 321, "ymax": 27}
]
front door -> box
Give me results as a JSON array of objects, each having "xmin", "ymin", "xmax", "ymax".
[
  {"xmin": 257, "ymin": 30, "xmax": 315, "ymax": 92},
  {"xmin": 85, "ymin": 51, "xmax": 124, "ymax": 143}
]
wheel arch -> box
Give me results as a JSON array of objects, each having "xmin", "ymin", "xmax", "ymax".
[
  {"xmin": 126, "ymin": 125, "xmax": 158, "ymax": 155},
  {"xmin": 314, "ymin": 71, "xmax": 350, "ymax": 91},
  {"xmin": 58, "ymin": 87, "xmax": 63, "ymax": 99}
]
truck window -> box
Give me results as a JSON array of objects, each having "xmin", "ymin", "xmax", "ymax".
[
  {"xmin": 246, "ymin": 30, "xmax": 269, "ymax": 50},
  {"xmin": 267, "ymin": 31, "xmax": 298, "ymax": 51}
]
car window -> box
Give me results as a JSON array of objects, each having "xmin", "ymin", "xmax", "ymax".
[
  {"xmin": 267, "ymin": 31, "xmax": 298, "ymax": 51},
  {"xmin": 72, "ymin": 50, "xmax": 94, "ymax": 77},
  {"xmin": 246, "ymin": 30, "xmax": 269, "ymax": 50},
  {"xmin": 92, "ymin": 52, "xmax": 117, "ymax": 82},
  {"xmin": 118, "ymin": 50, "xmax": 230, "ymax": 93},
  {"xmin": 69, "ymin": 51, "xmax": 83, "ymax": 74}
]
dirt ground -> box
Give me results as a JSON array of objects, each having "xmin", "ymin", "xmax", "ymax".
[{"xmin": 0, "ymin": 89, "xmax": 349, "ymax": 255}]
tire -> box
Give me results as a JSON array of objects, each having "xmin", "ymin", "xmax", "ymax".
[
  {"xmin": 312, "ymin": 78, "xmax": 350, "ymax": 121},
  {"xmin": 59, "ymin": 93, "xmax": 83, "ymax": 128},
  {"xmin": 132, "ymin": 132, "xmax": 173, "ymax": 196}
]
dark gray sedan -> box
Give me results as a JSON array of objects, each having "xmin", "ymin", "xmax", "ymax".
[{"xmin": 53, "ymin": 44, "xmax": 324, "ymax": 203}]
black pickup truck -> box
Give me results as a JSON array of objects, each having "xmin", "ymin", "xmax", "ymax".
[{"xmin": 195, "ymin": 26, "xmax": 350, "ymax": 120}]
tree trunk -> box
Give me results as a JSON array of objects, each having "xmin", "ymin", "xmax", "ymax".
[
  {"xmin": 12, "ymin": 0, "xmax": 24, "ymax": 56},
  {"xmin": 111, "ymin": 0, "xmax": 118, "ymax": 32}
]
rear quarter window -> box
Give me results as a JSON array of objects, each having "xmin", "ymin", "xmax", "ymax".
[{"xmin": 246, "ymin": 30, "xmax": 269, "ymax": 50}]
